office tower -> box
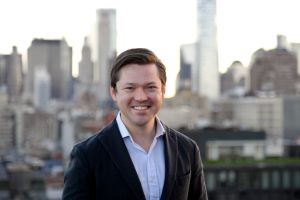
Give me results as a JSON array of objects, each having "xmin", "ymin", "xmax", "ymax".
[
  {"xmin": 33, "ymin": 67, "xmax": 51, "ymax": 108},
  {"xmin": 0, "ymin": 55, "xmax": 8, "ymax": 88},
  {"xmin": 214, "ymin": 96, "xmax": 300, "ymax": 156},
  {"xmin": 7, "ymin": 47, "xmax": 23, "ymax": 102},
  {"xmin": 79, "ymin": 37, "xmax": 94, "ymax": 84},
  {"xmin": 290, "ymin": 43, "xmax": 300, "ymax": 94},
  {"xmin": 0, "ymin": 106, "xmax": 15, "ymax": 154},
  {"xmin": 27, "ymin": 38, "xmax": 72, "ymax": 101},
  {"xmin": 249, "ymin": 35, "xmax": 297, "ymax": 96},
  {"xmin": 60, "ymin": 111, "xmax": 75, "ymax": 159},
  {"xmin": 94, "ymin": 9, "xmax": 117, "ymax": 104},
  {"xmin": 196, "ymin": 0, "xmax": 220, "ymax": 100},
  {"xmin": 290, "ymin": 42, "xmax": 300, "ymax": 75},
  {"xmin": 220, "ymin": 61, "xmax": 246, "ymax": 97},
  {"xmin": 20, "ymin": 110, "xmax": 59, "ymax": 155},
  {"xmin": 177, "ymin": 43, "xmax": 196, "ymax": 93}
]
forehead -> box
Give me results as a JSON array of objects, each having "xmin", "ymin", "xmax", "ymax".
[{"xmin": 118, "ymin": 63, "xmax": 161, "ymax": 83}]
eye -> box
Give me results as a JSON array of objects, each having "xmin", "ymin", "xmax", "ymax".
[
  {"xmin": 148, "ymin": 85, "xmax": 158, "ymax": 90},
  {"xmin": 124, "ymin": 86, "xmax": 134, "ymax": 91}
]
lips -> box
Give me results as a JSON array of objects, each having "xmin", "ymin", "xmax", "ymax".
[{"xmin": 132, "ymin": 106, "xmax": 150, "ymax": 110}]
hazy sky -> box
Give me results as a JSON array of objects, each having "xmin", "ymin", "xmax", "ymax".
[{"xmin": 1, "ymin": 0, "xmax": 300, "ymax": 96}]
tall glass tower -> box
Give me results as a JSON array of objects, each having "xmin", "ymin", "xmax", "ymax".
[
  {"xmin": 195, "ymin": 0, "xmax": 219, "ymax": 100},
  {"xmin": 95, "ymin": 9, "xmax": 117, "ymax": 105}
]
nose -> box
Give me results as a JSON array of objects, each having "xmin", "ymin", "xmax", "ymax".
[{"xmin": 134, "ymin": 88, "xmax": 147, "ymax": 101}]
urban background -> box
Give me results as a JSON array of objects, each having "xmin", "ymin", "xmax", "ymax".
[{"xmin": 0, "ymin": 0, "xmax": 300, "ymax": 199}]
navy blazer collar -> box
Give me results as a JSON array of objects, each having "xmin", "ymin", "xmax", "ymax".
[
  {"xmin": 99, "ymin": 119, "xmax": 178, "ymax": 200},
  {"xmin": 161, "ymin": 124, "xmax": 178, "ymax": 200}
]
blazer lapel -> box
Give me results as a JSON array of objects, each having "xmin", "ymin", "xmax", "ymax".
[
  {"xmin": 100, "ymin": 120, "xmax": 145, "ymax": 200},
  {"xmin": 161, "ymin": 126, "xmax": 178, "ymax": 200}
]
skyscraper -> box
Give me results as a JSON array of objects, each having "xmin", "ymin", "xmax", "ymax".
[
  {"xmin": 177, "ymin": 43, "xmax": 196, "ymax": 93},
  {"xmin": 94, "ymin": 9, "xmax": 117, "ymax": 105},
  {"xmin": 249, "ymin": 36, "xmax": 298, "ymax": 96},
  {"xmin": 220, "ymin": 61, "xmax": 246, "ymax": 97},
  {"xmin": 78, "ymin": 37, "xmax": 94, "ymax": 84},
  {"xmin": 0, "ymin": 55, "xmax": 8, "ymax": 89},
  {"xmin": 4, "ymin": 46, "xmax": 23, "ymax": 103},
  {"xmin": 33, "ymin": 67, "xmax": 51, "ymax": 108},
  {"xmin": 290, "ymin": 42, "xmax": 300, "ymax": 75},
  {"xmin": 196, "ymin": 0, "xmax": 220, "ymax": 100},
  {"xmin": 26, "ymin": 38, "xmax": 72, "ymax": 101},
  {"xmin": 0, "ymin": 105, "xmax": 15, "ymax": 153}
]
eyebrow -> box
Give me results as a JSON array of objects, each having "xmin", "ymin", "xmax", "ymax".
[{"xmin": 122, "ymin": 81, "xmax": 159, "ymax": 86}]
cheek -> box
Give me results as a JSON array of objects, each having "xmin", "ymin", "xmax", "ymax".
[
  {"xmin": 148, "ymin": 92, "xmax": 164, "ymax": 101},
  {"xmin": 116, "ymin": 93, "xmax": 132, "ymax": 104}
]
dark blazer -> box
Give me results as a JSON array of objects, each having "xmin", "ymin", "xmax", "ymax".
[{"xmin": 62, "ymin": 119, "xmax": 208, "ymax": 200}]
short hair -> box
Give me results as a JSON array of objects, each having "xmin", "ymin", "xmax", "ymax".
[{"xmin": 110, "ymin": 48, "xmax": 167, "ymax": 89}]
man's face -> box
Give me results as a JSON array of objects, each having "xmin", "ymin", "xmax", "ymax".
[{"xmin": 110, "ymin": 63, "xmax": 165, "ymax": 129}]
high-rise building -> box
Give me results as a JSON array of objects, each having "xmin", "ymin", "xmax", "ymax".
[
  {"xmin": 177, "ymin": 43, "xmax": 196, "ymax": 93},
  {"xmin": 6, "ymin": 47, "xmax": 23, "ymax": 103},
  {"xmin": 79, "ymin": 37, "xmax": 94, "ymax": 84},
  {"xmin": 0, "ymin": 106, "xmax": 15, "ymax": 154},
  {"xmin": 249, "ymin": 35, "xmax": 298, "ymax": 96},
  {"xmin": 220, "ymin": 61, "xmax": 247, "ymax": 97},
  {"xmin": 0, "ymin": 47, "xmax": 23, "ymax": 102},
  {"xmin": 33, "ymin": 67, "xmax": 51, "ymax": 108},
  {"xmin": 290, "ymin": 42, "xmax": 300, "ymax": 75},
  {"xmin": 94, "ymin": 9, "xmax": 117, "ymax": 105},
  {"xmin": 0, "ymin": 55, "xmax": 8, "ymax": 88},
  {"xmin": 18, "ymin": 108, "xmax": 59, "ymax": 155},
  {"xmin": 26, "ymin": 38, "xmax": 72, "ymax": 101},
  {"xmin": 214, "ymin": 96, "xmax": 300, "ymax": 156},
  {"xmin": 196, "ymin": 0, "xmax": 220, "ymax": 100}
]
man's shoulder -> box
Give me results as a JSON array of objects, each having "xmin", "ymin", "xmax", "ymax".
[{"xmin": 164, "ymin": 124, "xmax": 198, "ymax": 147}]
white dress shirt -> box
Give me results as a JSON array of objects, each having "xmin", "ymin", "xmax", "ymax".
[{"xmin": 116, "ymin": 113, "xmax": 165, "ymax": 200}]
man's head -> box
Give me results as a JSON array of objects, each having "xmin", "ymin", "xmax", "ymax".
[
  {"xmin": 110, "ymin": 48, "xmax": 167, "ymax": 90},
  {"xmin": 110, "ymin": 48, "xmax": 167, "ymax": 129}
]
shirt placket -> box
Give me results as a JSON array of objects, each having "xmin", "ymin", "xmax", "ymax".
[{"xmin": 147, "ymin": 140, "xmax": 160, "ymax": 200}]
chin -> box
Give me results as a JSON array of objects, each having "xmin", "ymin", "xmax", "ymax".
[{"xmin": 132, "ymin": 118, "xmax": 152, "ymax": 126}]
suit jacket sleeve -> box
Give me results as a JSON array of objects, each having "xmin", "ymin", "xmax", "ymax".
[
  {"xmin": 62, "ymin": 145, "xmax": 95, "ymax": 200},
  {"xmin": 188, "ymin": 143, "xmax": 208, "ymax": 200}
]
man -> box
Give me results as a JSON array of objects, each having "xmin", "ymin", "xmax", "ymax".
[{"xmin": 63, "ymin": 48, "xmax": 208, "ymax": 200}]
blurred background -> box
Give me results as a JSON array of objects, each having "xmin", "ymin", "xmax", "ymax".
[{"xmin": 0, "ymin": 0, "xmax": 300, "ymax": 199}]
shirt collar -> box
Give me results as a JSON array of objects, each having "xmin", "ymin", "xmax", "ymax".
[{"xmin": 116, "ymin": 111, "xmax": 165, "ymax": 139}]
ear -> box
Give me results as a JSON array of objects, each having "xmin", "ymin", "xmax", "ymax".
[
  {"xmin": 110, "ymin": 86, "xmax": 117, "ymax": 101},
  {"xmin": 162, "ymin": 85, "xmax": 166, "ymax": 97}
]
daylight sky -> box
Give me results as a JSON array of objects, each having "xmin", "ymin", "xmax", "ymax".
[{"xmin": 1, "ymin": 0, "xmax": 300, "ymax": 96}]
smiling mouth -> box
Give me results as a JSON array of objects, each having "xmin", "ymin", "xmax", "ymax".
[{"xmin": 132, "ymin": 106, "xmax": 150, "ymax": 110}]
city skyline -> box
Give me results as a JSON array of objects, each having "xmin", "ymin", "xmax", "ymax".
[{"xmin": 1, "ymin": 0, "xmax": 300, "ymax": 97}]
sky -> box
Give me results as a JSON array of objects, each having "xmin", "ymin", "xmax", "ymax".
[{"xmin": 1, "ymin": 0, "xmax": 300, "ymax": 97}]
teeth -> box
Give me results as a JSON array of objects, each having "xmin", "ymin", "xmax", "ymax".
[{"xmin": 133, "ymin": 106, "xmax": 148, "ymax": 110}]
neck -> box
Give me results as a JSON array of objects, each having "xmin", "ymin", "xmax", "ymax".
[{"xmin": 125, "ymin": 119, "xmax": 157, "ymax": 152}]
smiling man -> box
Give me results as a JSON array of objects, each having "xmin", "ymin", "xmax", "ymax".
[{"xmin": 63, "ymin": 48, "xmax": 208, "ymax": 200}]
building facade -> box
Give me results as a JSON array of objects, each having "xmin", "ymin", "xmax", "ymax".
[
  {"xmin": 249, "ymin": 36, "xmax": 298, "ymax": 96},
  {"xmin": 220, "ymin": 61, "xmax": 247, "ymax": 97},
  {"xmin": 0, "ymin": 47, "xmax": 23, "ymax": 103},
  {"xmin": 177, "ymin": 43, "xmax": 196, "ymax": 93},
  {"xmin": 94, "ymin": 9, "xmax": 117, "ymax": 105},
  {"xmin": 182, "ymin": 128, "xmax": 266, "ymax": 160},
  {"xmin": 78, "ymin": 37, "xmax": 94, "ymax": 84},
  {"xmin": 26, "ymin": 39, "xmax": 72, "ymax": 101},
  {"xmin": 0, "ymin": 106, "xmax": 15, "ymax": 154},
  {"xmin": 0, "ymin": 55, "xmax": 7, "ymax": 88},
  {"xmin": 214, "ymin": 96, "xmax": 300, "ymax": 156},
  {"xmin": 19, "ymin": 108, "xmax": 59, "ymax": 156},
  {"xmin": 290, "ymin": 42, "xmax": 300, "ymax": 75},
  {"xmin": 205, "ymin": 164, "xmax": 300, "ymax": 200},
  {"xmin": 196, "ymin": 0, "xmax": 220, "ymax": 100},
  {"xmin": 33, "ymin": 67, "xmax": 51, "ymax": 108}
]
